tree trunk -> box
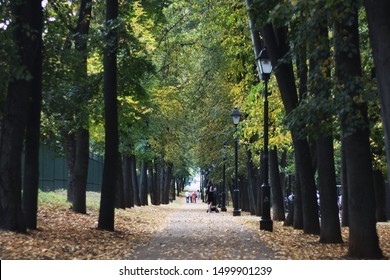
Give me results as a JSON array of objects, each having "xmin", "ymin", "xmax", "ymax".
[
  {"xmin": 71, "ymin": 0, "xmax": 92, "ymax": 214},
  {"xmin": 115, "ymin": 153, "xmax": 125, "ymax": 209},
  {"xmin": 65, "ymin": 133, "xmax": 76, "ymax": 203},
  {"xmin": 262, "ymin": 23, "xmax": 320, "ymax": 235},
  {"xmin": 373, "ymin": 169, "xmax": 387, "ymax": 222},
  {"xmin": 139, "ymin": 161, "xmax": 148, "ymax": 205},
  {"xmin": 341, "ymin": 139, "xmax": 349, "ymax": 227},
  {"xmin": 170, "ymin": 176, "xmax": 175, "ymax": 202},
  {"xmin": 308, "ymin": 9, "xmax": 342, "ymax": 243},
  {"xmin": 148, "ymin": 164, "xmax": 156, "ymax": 204},
  {"xmin": 130, "ymin": 154, "xmax": 140, "ymax": 206},
  {"xmin": 240, "ymin": 177, "xmax": 249, "ymax": 212},
  {"xmin": 293, "ymin": 169, "xmax": 303, "ymax": 230},
  {"xmin": 72, "ymin": 128, "xmax": 89, "ymax": 214},
  {"xmin": 257, "ymin": 149, "xmax": 264, "ymax": 217},
  {"xmin": 270, "ymin": 147, "xmax": 285, "ymax": 221},
  {"xmin": 317, "ymin": 135, "xmax": 343, "ymax": 243},
  {"xmin": 246, "ymin": 148, "xmax": 257, "ymax": 215},
  {"xmin": 0, "ymin": 0, "xmax": 43, "ymax": 232},
  {"xmin": 152, "ymin": 159, "xmax": 160, "ymax": 205},
  {"xmin": 244, "ymin": 0, "xmax": 264, "ymax": 76},
  {"xmin": 123, "ymin": 155, "xmax": 133, "ymax": 208},
  {"xmin": 279, "ymin": 148, "xmax": 287, "ymax": 198},
  {"xmin": 334, "ymin": 1, "xmax": 383, "ymax": 258},
  {"xmin": 293, "ymin": 138, "xmax": 319, "ymax": 234},
  {"xmin": 98, "ymin": 0, "xmax": 119, "ymax": 231},
  {"xmin": 364, "ymin": 0, "xmax": 390, "ymax": 183},
  {"xmin": 163, "ymin": 163, "xmax": 173, "ymax": 204},
  {"xmin": 22, "ymin": 0, "xmax": 43, "ymax": 230}
]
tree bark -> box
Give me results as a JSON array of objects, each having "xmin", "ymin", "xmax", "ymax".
[
  {"xmin": 123, "ymin": 155, "xmax": 133, "ymax": 208},
  {"xmin": 270, "ymin": 147, "xmax": 285, "ymax": 221},
  {"xmin": 334, "ymin": 1, "xmax": 383, "ymax": 258},
  {"xmin": 279, "ymin": 148, "xmax": 287, "ymax": 198},
  {"xmin": 0, "ymin": 0, "xmax": 43, "ymax": 232},
  {"xmin": 341, "ymin": 140, "xmax": 349, "ymax": 227},
  {"xmin": 373, "ymin": 169, "xmax": 387, "ymax": 222},
  {"xmin": 257, "ymin": 149, "xmax": 264, "ymax": 217},
  {"xmin": 246, "ymin": 148, "xmax": 257, "ymax": 215},
  {"xmin": 293, "ymin": 169, "xmax": 303, "ymax": 230},
  {"xmin": 163, "ymin": 162, "xmax": 173, "ymax": 204},
  {"xmin": 115, "ymin": 153, "xmax": 125, "ymax": 209},
  {"xmin": 71, "ymin": 0, "xmax": 92, "ymax": 214},
  {"xmin": 364, "ymin": 0, "xmax": 390, "ymax": 184},
  {"xmin": 261, "ymin": 22, "xmax": 320, "ymax": 235},
  {"xmin": 152, "ymin": 159, "xmax": 160, "ymax": 205},
  {"xmin": 98, "ymin": 0, "xmax": 119, "ymax": 231},
  {"xmin": 72, "ymin": 128, "xmax": 89, "ymax": 214},
  {"xmin": 308, "ymin": 8, "xmax": 342, "ymax": 243},
  {"xmin": 317, "ymin": 135, "xmax": 343, "ymax": 243},
  {"xmin": 22, "ymin": 0, "xmax": 43, "ymax": 230},
  {"xmin": 149, "ymin": 164, "xmax": 156, "ymax": 205},
  {"xmin": 65, "ymin": 133, "xmax": 76, "ymax": 203},
  {"xmin": 139, "ymin": 161, "xmax": 148, "ymax": 205},
  {"xmin": 130, "ymin": 154, "xmax": 140, "ymax": 206}
]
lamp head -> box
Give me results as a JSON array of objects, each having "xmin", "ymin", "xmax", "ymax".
[{"xmin": 231, "ymin": 108, "xmax": 241, "ymax": 125}]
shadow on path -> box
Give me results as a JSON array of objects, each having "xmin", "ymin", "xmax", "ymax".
[{"xmin": 127, "ymin": 196, "xmax": 277, "ymax": 260}]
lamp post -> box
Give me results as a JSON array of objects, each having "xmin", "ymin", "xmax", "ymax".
[
  {"xmin": 221, "ymin": 142, "xmax": 227, "ymax": 212},
  {"xmin": 256, "ymin": 47, "xmax": 273, "ymax": 231},
  {"xmin": 231, "ymin": 108, "xmax": 241, "ymax": 216}
]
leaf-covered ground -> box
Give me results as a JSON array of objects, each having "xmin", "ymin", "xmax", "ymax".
[
  {"xmin": 0, "ymin": 191, "xmax": 176, "ymax": 260},
  {"xmin": 243, "ymin": 217, "xmax": 390, "ymax": 260},
  {"xmin": 0, "ymin": 191, "xmax": 389, "ymax": 260}
]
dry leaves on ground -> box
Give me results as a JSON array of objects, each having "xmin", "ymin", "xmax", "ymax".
[
  {"xmin": 0, "ymin": 203, "xmax": 173, "ymax": 260},
  {"xmin": 243, "ymin": 216, "xmax": 390, "ymax": 259},
  {"xmin": 1, "ymin": 194, "xmax": 389, "ymax": 260}
]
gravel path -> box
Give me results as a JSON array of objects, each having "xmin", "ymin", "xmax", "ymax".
[{"xmin": 127, "ymin": 197, "xmax": 277, "ymax": 260}]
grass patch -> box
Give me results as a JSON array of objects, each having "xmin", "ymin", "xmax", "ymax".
[{"xmin": 38, "ymin": 189, "xmax": 101, "ymax": 210}]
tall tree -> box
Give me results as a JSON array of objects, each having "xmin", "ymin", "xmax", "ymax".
[
  {"xmin": 71, "ymin": 0, "xmax": 93, "ymax": 214},
  {"xmin": 0, "ymin": 0, "xmax": 43, "ymax": 232},
  {"xmin": 364, "ymin": 1, "xmax": 390, "ymax": 183},
  {"xmin": 308, "ymin": 3, "xmax": 342, "ymax": 244},
  {"xmin": 245, "ymin": 0, "xmax": 319, "ymax": 234},
  {"xmin": 262, "ymin": 23, "xmax": 320, "ymax": 235},
  {"xmin": 45, "ymin": 0, "xmax": 93, "ymax": 212},
  {"xmin": 22, "ymin": 0, "xmax": 44, "ymax": 229},
  {"xmin": 98, "ymin": 0, "xmax": 119, "ymax": 231},
  {"xmin": 334, "ymin": 0, "xmax": 382, "ymax": 258}
]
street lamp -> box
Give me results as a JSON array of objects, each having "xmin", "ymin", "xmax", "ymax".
[
  {"xmin": 221, "ymin": 142, "xmax": 227, "ymax": 212},
  {"xmin": 231, "ymin": 108, "xmax": 241, "ymax": 216},
  {"xmin": 256, "ymin": 47, "xmax": 273, "ymax": 231}
]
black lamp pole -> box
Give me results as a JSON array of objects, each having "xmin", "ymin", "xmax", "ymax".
[
  {"xmin": 221, "ymin": 142, "xmax": 227, "ymax": 211},
  {"xmin": 231, "ymin": 108, "xmax": 241, "ymax": 216},
  {"xmin": 257, "ymin": 48, "xmax": 273, "ymax": 232}
]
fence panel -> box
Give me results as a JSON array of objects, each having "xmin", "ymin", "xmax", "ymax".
[{"xmin": 31, "ymin": 144, "xmax": 103, "ymax": 192}]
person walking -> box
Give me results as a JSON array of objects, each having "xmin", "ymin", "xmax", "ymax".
[
  {"xmin": 206, "ymin": 181, "xmax": 216, "ymax": 212},
  {"xmin": 185, "ymin": 191, "xmax": 190, "ymax": 203},
  {"xmin": 192, "ymin": 191, "xmax": 197, "ymax": 203}
]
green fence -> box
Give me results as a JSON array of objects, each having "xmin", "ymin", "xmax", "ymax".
[{"xmin": 38, "ymin": 144, "xmax": 103, "ymax": 192}]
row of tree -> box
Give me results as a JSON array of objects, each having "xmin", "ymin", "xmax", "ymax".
[
  {"xmin": 0, "ymin": 0, "xmax": 389, "ymax": 259},
  {"xmin": 240, "ymin": 0, "xmax": 388, "ymax": 259},
  {"xmin": 199, "ymin": 0, "xmax": 389, "ymax": 259},
  {"xmin": 0, "ymin": 0, "xmax": 192, "ymax": 232}
]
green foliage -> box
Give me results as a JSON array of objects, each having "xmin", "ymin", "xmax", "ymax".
[{"xmin": 2, "ymin": 0, "xmax": 385, "ymax": 186}]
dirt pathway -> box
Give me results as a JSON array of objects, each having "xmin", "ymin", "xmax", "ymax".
[{"xmin": 127, "ymin": 196, "xmax": 277, "ymax": 260}]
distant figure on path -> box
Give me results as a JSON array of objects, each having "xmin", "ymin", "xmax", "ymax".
[
  {"xmin": 206, "ymin": 181, "xmax": 216, "ymax": 213},
  {"xmin": 185, "ymin": 191, "xmax": 190, "ymax": 203},
  {"xmin": 192, "ymin": 191, "xmax": 197, "ymax": 203}
]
